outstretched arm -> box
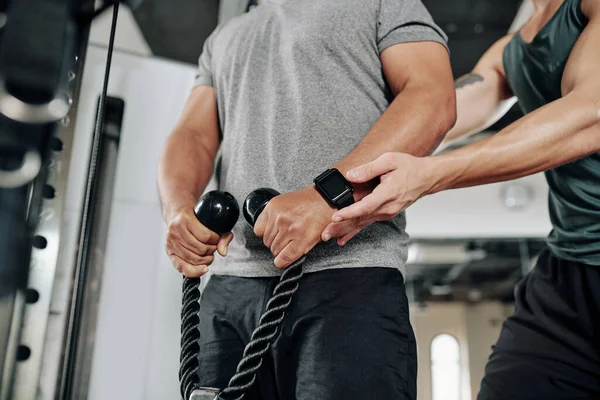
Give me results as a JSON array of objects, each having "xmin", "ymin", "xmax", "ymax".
[
  {"xmin": 325, "ymin": 5, "xmax": 600, "ymax": 243},
  {"xmin": 428, "ymin": 4, "xmax": 600, "ymax": 191}
]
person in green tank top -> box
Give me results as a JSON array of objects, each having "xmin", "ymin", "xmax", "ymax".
[{"xmin": 318, "ymin": 0, "xmax": 600, "ymax": 398}]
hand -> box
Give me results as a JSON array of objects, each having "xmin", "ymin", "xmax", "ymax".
[
  {"xmin": 321, "ymin": 153, "xmax": 434, "ymax": 245},
  {"xmin": 165, "ymin": 207, "xmax": 234, "ymax": 278},
  {"xmin": 254, "ymin": 186, "xmax": 335, "ymax": 268}
]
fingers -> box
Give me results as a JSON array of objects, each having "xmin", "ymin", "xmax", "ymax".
[
  {"xmin": 168, "ymin": 242, "xmax": 215, "ymax": 265},
  {"xmin": 166, "ymin": 207, "xmax": 237, "ymax": 277},
  {"xmin": 332, "ymin": 187, "xmax": 389, "ymax": 222},
  {"xmin": 187, "ymin": 215, "xmax": 221, "ymax": 245},
  {"xmin": 166, "ymin": 223, "xmax": 219, "ymax": 265},
  {"xmin": 322, "ymin": 220, "xmax": 363, "ymax": 246},
  {"xmin": 254, "ymin": 211, "xmax": 268, "ymax": 239},
  {"xmin": 346, "ymin": 153, "xmax": 397, "ymax": 184},
  {"xmin": 274, "ymin": 242, "xmax": 304, "ymax": 269},
  {"xmin": 337, "ymin": 227, "xmax": 362, "ymax": 246},
  {"xmin": 174, "ymin": 242, "xmax": 214, "ymax": 265},
  {"xmin": 171, "ymin": 254, "xmax": 210, "ymax": 278},
  {"xmin": 263, "ymin": 216, "xmax": 277, "ymax": 249},
  {"xmin": 181, "ymin": 228, "xmax": 218, "ymax": 256},
  {"xmin": 270, "ymin": 230, "xmax": 291, "ymax": 258},
  {"xmin": 217, "ymin": 232, "xmax": 234, "ymax": 257},
  {"xmin": 321, "ymin": 219, "xmax": 357, "ymax": 242}
]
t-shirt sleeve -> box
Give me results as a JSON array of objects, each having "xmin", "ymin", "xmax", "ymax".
[
  {"xmin": 377, "ymin": 0, "xmax": 449, "ymax": 54},
  {"xmin": 194, "ymin": 28, "xmax": 219, "ymax": 87}
]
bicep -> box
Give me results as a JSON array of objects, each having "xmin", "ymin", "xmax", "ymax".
[
  {"xmin": 380, "ymin": 41, "xmax": 454, "ymax": 96},
  {"xmin": 172, "ymin": 85, "xmax": 221, "ymax": 158},
  {"xmin": 439, "ymin": 36, "xmax": 515, "ymax": 146},
  {"xmin": 562, "ymin": 16, "xmax": 600, "ymax": 98},
  {"xmin": 470, "ymin": 34, "xmax": 514, "ymax": 99}
]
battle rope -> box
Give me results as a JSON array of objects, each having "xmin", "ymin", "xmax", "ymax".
[
  {"xmin": 179, "ymin": 276, "xmax": 202, "ymax": 400},
  {"xmin": 179, "ymin": 256, "xmax": 306, "ymax": 400}
]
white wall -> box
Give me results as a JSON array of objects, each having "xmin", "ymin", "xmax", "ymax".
[
  {"xmin": 463, "ymin": 303, "xmax": 510, "ymax": 399},
  {"xmin": 411, "ymin": 303, "xmax": 473, "ymax": 400},
  {"xmin": 410, "ymin": 302, "xmax": 514, "ymax": 400},
  {"xmin": 406, "ymin": 174, "xmax": 550, "ymax": 239}
]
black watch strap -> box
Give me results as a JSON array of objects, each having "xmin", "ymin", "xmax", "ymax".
[{"xmin": 336, "ymin": 190, "xmax": 355, "ymax": 208}]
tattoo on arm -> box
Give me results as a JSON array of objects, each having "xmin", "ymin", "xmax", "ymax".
[{"xmin": 455, "ymin": 73, "xmax": 484, "ymax": 89}]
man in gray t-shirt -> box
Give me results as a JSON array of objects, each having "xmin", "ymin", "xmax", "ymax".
[{"xmin": 159, "ymin": 0, "xmax": 455, "ymax": 398}]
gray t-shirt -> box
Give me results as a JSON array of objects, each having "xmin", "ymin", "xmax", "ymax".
[{"xmin": 195, "ymin": 0, "xmax": 447, "ymax": 277}]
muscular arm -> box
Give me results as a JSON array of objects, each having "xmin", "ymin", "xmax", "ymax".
[
  {"xmin": 333, "ymin": 41, "xmax": 456, "ymax": 190},
  {"xmin": 157, "ymin": 86, "xmax": 221, "ymax": 221},
  {"xmin": 256, "ymin": 40, "xmax": 456, "ymax": 267},
  {"xmin": 427, "ymin": 7, "xmax": 600, "ymax": 193},
  {"xmin": 438, "ymin": 35, "xmax": 515, "ymax": 150}
]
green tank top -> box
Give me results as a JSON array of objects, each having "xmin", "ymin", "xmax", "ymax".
[{"xmin": 502, "ymin": 0, "xmax": 600, "ymax": 266}]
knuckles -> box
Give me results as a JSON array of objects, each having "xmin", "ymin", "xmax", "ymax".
[
  {"xmin": 275, "ymin": 212, "xmax": 293, "ymax": 228},
  {"xmin": 287, "ymin": 222, "xmax": 302, "ymax": 236},
  {"xmin": 166, "ymin": 226, "xmax": 180, "ymax": 242}
]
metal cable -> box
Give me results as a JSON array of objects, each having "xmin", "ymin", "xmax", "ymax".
[{"xmin": 179, "ymin": 257, "xmax": 305, "ymax": 400}]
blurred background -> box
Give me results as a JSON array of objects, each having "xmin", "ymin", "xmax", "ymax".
[{"xmin": 0, "ymin": 1, "xmax": 549, "ymax": 399}]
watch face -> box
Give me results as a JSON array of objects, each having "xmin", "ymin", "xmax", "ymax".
[{"xmin": 320, "ymin": 171, "xmax": 348, "ymax": 199}]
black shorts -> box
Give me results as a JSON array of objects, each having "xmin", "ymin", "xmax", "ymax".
[
  {"xmin": 196, "ymin": 267, "xmax": 417, "ymax": 400},
  {"xmin": 478, "ymin": 249, "xmax": 600, "ymax": 400}
]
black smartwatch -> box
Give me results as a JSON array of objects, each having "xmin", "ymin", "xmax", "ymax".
[{"xmin": 313, "ymin": 168, "xmax": 355, "ymax": 209}]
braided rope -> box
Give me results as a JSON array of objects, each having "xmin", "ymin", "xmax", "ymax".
[
  {"xmin": 179, "ymin": 257, "xmax": 305, "ymax": 400},
  {"xmin": 218, "ymin": 257, "xmax": 305, "ymax": 400},
  {"xmin": 179, "ymin": 277, "xmax": 202, "ymax": 400}
]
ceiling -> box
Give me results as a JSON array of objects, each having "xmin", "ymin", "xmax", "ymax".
[{"xmin": 405, "ymin": 238, "xmax": 546, "ymax": 304}]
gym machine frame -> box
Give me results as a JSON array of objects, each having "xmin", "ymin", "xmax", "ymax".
[{"xmin": 0, "ymin": 1, "xmax": 137, "ymax": 398}]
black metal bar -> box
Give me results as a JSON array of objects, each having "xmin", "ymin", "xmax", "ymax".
[
  {"xmin": 69, "ymin": 96, "xmax": 123, "ymax": 398},
  {"xmin": 58, "ymin": 4, "xmax": 121, "ymax": 399}
]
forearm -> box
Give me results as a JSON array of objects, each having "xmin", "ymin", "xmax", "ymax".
[
  {"xmin": 334, "ymin": 84, "xmax": 456, "ymax": 176},
  {"xmin": 429, "ymin": 92, "xmax": 600, "ymax": 193},
  {"xmin": 158, "ymin": 126, "xmax": 216, "ymax": 221}
]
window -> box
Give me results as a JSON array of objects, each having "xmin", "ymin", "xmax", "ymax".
[{"xmin": 431, "ymin": 333, "xmax": 461, "ymax": 400}]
